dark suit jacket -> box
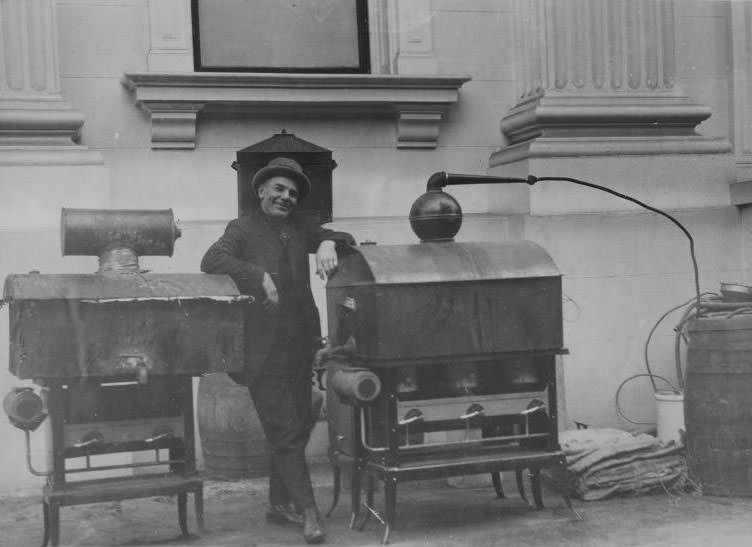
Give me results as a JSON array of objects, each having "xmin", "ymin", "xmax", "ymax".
[{"xmin": 200, "ymin": 209, "xmax": 355, "ymax": 385}]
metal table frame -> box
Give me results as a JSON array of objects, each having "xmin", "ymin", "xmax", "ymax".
[
  {"xmin": 326, "ymin": 357, "xmax": 580, "ymax": 544},
  {"xmin": 41, "ymin": 376, "xmax": 204, "ymax": 547}
]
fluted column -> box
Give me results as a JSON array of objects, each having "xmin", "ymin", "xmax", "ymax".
[
  {"xmin": 494, "ymin": 0, "xmax": 727, "ymax": 164},
  {"xmin": 0, "ymin": 0, "xmax": 100, "ymax": 164},
  {"xmin": 729, "ymin": 0, "xmax": 752, "ymax": 187},
  {"xmin": 515, "ymin": 0, "xmax": 677, "ymax": 99}
]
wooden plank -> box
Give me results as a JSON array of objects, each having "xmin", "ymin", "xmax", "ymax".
[{"xmin": 43, "ymin": 473, "xmax": 202, "ymax": 506}]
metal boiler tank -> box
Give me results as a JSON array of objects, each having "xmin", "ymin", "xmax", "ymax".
[
  {"xmin": 322, "ymin": 175, "xmax": 577, "ymax": 544},
  {"xmin": 2, "ymin": 209, "xmax": 248, "ymax": 546}
]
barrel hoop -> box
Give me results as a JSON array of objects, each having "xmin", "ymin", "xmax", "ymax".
[{"xmin": 689, "ymin": 315, "xmax": 752, "ymax": 332}]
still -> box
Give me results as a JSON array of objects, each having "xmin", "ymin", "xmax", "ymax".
[
  {"xmin": 2, "ymin": 209, "xmax": 248, "ymax": 546},
  {"xmin": 322, "ymin": 175, "xmax": 579, "ymax": 544}
]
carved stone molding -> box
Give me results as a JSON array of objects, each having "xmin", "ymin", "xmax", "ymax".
[
  {"xmin": 495, "ymin": 0, "xmax": 728, "ymax": 164},
  {"xmin": 492, "ymin": 92, "xmax": 727, "ymax": 163},
  {"xmin": 394, "ymin": 0, "xmax": 438, "ymax": 74},
  {"xmin": 141, "ymin": 103, "xmax": 205, "ymax": 149},
  {"xmin": 121, "ymin": 72, "xmax": 470, "ymax": 149},
  {"xmin": 147, "ymin": 0, "xmax": 194, "ymax": 72},
  {"xmin": 395, "ymin": 109, "xmax": 443, "ymax": 149},
  {"xmin": 0, "ymin": 103, "xmax": 84, "ymax": 146},
  {"xmin": 0, "ymin": 0, "xmax": 101, "ymax": 164}
]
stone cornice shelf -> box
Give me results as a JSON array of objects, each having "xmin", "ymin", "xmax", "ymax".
[
  {"xmin": 491, "ymin": 92, "xmax": 731, "ymax": 164},
  {"xmin": 121, "ymin": 72, "xmax": 471, "ymax": 149}
]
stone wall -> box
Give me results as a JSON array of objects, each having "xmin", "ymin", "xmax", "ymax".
[{"xmin": 0, "ymin": 0, "xmax": 743, "ymax": 494}]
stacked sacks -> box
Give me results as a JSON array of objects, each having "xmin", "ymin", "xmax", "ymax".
[{"xmin": 559, "ymin": 428, "xmax": 687, "ymax": 501}]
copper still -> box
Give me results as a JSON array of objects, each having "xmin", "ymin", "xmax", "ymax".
[
  {"xmin": 322, "ymin": 173, "xmax": 578, "ymax": 544},
  {"xmin": 2, "ymin": 209, "xmax": 248, "ymax": 546}
]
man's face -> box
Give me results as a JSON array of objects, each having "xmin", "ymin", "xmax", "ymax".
[{"xmin": 258, "ymin": 176, "xmax": 299, "ymax": 218}]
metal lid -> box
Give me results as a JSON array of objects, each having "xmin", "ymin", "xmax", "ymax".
[
  {"xmin": 328, "ymin": 240, "xmax": 560, "ymax": 287},
  {"xmin": 3, "ymin": 273, "xmax": 248, "ymax": 302},
  {"xmin": 236, "ymin": 130, "xmax": 332, "ymax": 158}
]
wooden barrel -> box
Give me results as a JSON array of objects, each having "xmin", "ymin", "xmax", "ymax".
[
  {"xmin": 197, "ymin": 372, "xmax": 326, "ymax": 479},
  {"xmin": 685, "ymin": 314, "xmax": 752, "ymax": 496},
  {"xmin": 197, "ymin": 373, "xmax": 269, "ymax": 479}
]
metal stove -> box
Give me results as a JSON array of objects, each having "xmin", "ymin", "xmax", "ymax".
[
  {"xmin": 2, "ymin": 209, "xmax": 248, "ymax": 546},
  {"xmin": 322, "ymin": 174, "xmax": 579, "ymax": 543}
]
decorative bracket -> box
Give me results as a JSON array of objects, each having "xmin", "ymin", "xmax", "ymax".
[
  {"xmin": 395, "ymin": 109, "xmax": 444, "ymax": 149},
  {"xmin": 139, "ymin": 102, "xmax": 205, "ymax": 149},
  {"xmin": 121, "ymin": 73, "xmax": 470, "ymax": 150}
]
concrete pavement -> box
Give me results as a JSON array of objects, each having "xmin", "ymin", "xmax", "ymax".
[{"xmin": 1, "ymin": 463, "xmax": 751, "ymax": 547}]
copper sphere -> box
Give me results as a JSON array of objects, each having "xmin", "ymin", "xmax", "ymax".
[{"xmin": 409, "ymin": 190, "xmax": 463, "ymax": 242}]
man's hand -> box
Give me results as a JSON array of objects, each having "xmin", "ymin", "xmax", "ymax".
[
  {"xmin": 261, "ymin": 272, "xmax": 279, "ymax": 311},
  {"xmin": 315, "ymin": 240, "xmax": 338, "ymax": 280},
  {"xmin": 314, "ymin": 343, "xmax": 331, "ymax": 367}
]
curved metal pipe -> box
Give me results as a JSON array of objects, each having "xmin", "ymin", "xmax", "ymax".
[
  {"xmin": 25, "ymin": 430, "xmax": 51, "ymax": 477},
  {"xmin": 426, "ymin": 171, "xmax": 448, "ymax": 191},
  {"xmin": 426, "ymin": 172, "xmax": 533, "ymax": 192}
]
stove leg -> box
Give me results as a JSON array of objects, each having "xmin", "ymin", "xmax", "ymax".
[
  {"xmin": 382, "ymin": 477, "xmax": 396, "ymax": 545},
  {"xmin": 366, "ymin": 475, "xmax": 376, "ymax": 509},
  {"xmin": 354, "ymin": 508, "xmax": 370, "ymax": 531},
  {"xmin": 491, "ymin": 472, "xmax": 505, "ymax": 498},
  {"xmin": 560, "ymin": 488, "xmax": 583, "ymax": 520},
  {"xmin": 326, "ymin": 463, "xmax": 341, "ymax": 517},
  {"xmin": 529, "ymin": 468, "xmax": 544, "ymax": 510},
  {"xmin": 195, "ymin": 486, "xmax": 205, "ymax": 533},
  {"xmin": 47, "ymin": 500, "xmax": 60, "ymax": 547},
  {"xmin": 178, "ymin": 492, "xmax": 189, "ymax": 536},
  {"xmin": 543, "ymin": 463, "xmax": 583, "ymax": 521},
  {"xmin": 41, "ymin": 502, "xmax": 50, "ymax": 547},
  {"xmin": 355, "ymin": 475, "xmax": 375, "ymax": 531},
  {"xmin": 382, "ymin": 522, "xmax": 391, "ymax": 546},
  {"xmin": 349, "ymin": 463, "xmax": 362, "ymax": 529},
  {"xmin": 515, "ymin": 469, "xmax": 530, "ymax": 507}
]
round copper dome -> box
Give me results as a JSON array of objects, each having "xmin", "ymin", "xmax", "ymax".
[{"xmin": 409, "ymin": 190, "xmax": 463, "ymax": 242}]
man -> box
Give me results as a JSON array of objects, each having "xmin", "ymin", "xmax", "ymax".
[{"xmin": 201, "ymin": 156, "xmax": 354, "ymax": 544}]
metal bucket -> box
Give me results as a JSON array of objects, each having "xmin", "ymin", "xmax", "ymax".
[{"xmin": 654, "ymin": 390, "xmax": 684, "ymax": 444}]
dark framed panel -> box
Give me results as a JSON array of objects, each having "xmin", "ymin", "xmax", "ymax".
[{"xmin": 191, "ymin": 0, "xmax": 370, "ymax": 73}]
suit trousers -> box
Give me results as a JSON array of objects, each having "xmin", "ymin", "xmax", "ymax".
[{"xmin": 249, "ymin": 361, "xmax": 316, "ymax": 510}]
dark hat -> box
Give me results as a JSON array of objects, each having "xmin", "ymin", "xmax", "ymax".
[{"xmin": 251, "ymin": 157, "xmax": 311, "ymax": 198}]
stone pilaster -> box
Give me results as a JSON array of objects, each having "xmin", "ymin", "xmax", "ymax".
[
  {"xmin": 0, "ymin": 0, "xmax": 107, "ymax": 233},
  {"xmin": 394, "ymin": 0, "xmax": 437, "ymax": 74},
  {"xmin": 0, "ymin": 0, "xmax": 101, "ymax": 165},
  {"xmin": 494, "ymin": 0, "xmax": 726, "ymax": 163},
  {"xmin": 729, "ymin": 1, "xmax": 752, "ymax": 184},
  {"xmin": 147, "ymin": 0, "xmax": 194, "ymax": 72},
  {"xmin": 489, "ymin": 0, "xmax": 733, "ymax": 214}
]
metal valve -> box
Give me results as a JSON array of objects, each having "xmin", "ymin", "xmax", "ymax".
[
  {"xmin": 398, "ymin": 408, "xmax": 424, "ymax": 427},
  {"xmin": 73, "ymin": 430, "xmax": 105, "ymax": 449},
  {"xmin": 399, "ymin": 408, "xmax": 424, "ymax": 448},
  {"xmin": 460, "ymin": 403, "xmax": 485, "ymax": 420},
  {"xmin": 117, "ymin": 354, "xmax": 149, "ymax": 384},
  {"xmin": 145, "ymin": 425, "xmax": 174, "ymax": 444},
  {"xmin": 521, "ymin": 400, "xmax": 547, "ymax": 437},
  {"xmin": 520, "ymin": 402, "xmax": 546, "ymax": 416}
]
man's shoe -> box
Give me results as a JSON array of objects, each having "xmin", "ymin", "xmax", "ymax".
[
  {"xmin": 302, "ymin": 507, "xmax": 326, "ymax": 544},
  {"xmin": 266, "ymin": 503, "xmax": 304, "ymax": 526}
]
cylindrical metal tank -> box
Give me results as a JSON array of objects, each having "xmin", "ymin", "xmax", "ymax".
[{"xmin": 61, "ymin": 208, "xmax": 181, "ymax": 257}]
